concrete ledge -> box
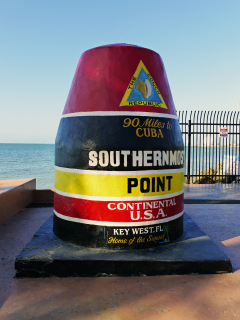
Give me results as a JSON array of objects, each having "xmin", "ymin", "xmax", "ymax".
[
  {"xmin": 32, "ymin": 189, "xmax": 54, "ymax": 204},
  {"xmin": 0, "ymin": 179, "xmax": 36, "ymax": 226},
  {"xmin": 184, "ymin": 199, "xmax": 240, "ymax": 204},
  {"xmin": 15, "ymin": 213, "xmax": 232, "ymax": 277}
]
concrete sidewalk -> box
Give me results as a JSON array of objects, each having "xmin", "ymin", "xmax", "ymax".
[{"xmin": 0, "ymin": 184, "xmax": 240, "ymax": 319}]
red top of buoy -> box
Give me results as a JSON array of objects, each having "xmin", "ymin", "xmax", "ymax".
[{"xmin": 63, "ymin": 44, "xmax": 176, "ymax": 116}]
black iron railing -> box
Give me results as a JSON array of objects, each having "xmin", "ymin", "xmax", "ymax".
[{"xmin": 177, "ymin": 111, "xmax": 240, "ymax": 184}]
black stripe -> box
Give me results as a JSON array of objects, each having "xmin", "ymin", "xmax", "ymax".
[
  {"xmin": 55, "ymin": 116, "xmax": 184, "ymax": 170},
  {"xmin": 53, "ymin": 214, "xmax": 183, "ymax": 249}
]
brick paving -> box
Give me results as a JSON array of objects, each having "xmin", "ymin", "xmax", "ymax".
[{"xmin": 1, "ymin": 185, "xmax": 240, "ymax": 319}]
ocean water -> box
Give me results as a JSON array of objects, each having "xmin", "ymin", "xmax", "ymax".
[
  {"xmin": 184, "ymin": 146, "xmax": 240, "ymax": 176},
  {"xmin": 0, "ymin": 143, "xmax": 55, "ymax": 189}
]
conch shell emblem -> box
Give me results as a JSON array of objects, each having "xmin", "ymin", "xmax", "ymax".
[{"xmin": 136, "ymin": 78, "xmax": 152, "ymax": 99}]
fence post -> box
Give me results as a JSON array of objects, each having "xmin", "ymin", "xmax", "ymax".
[{"xmin": 187, "ymin": 119, "xmax": 191, "ymax": 184}]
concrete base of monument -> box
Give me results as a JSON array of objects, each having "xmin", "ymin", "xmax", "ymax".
[{"xmin": 15, "ymin": 213, "xmax": 232, "ymax": 277}]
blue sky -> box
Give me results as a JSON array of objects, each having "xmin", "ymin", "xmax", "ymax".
[{"xmin": 0, "ymin": 0, "xmax": 240, "ymax": 143}]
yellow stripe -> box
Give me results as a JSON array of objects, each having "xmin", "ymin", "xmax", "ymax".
[{"xmin": 55, "ymin": 169, "xmax": 184, "ymax": 198}]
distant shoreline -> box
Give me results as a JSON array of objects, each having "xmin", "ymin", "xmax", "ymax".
[{"xmin": 0, "ymin": 142, "xmax": 54, "ymax": 145}]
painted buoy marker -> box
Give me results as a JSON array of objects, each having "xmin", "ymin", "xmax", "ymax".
[{"xmin": 53, "ymin": 44, "xmax": 184, "ymax": 249}]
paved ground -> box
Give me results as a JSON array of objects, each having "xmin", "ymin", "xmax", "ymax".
[
  {"xmin": 184, "ymin": 183, "xmax": 240, "ymax": 200},
  {"xmin": 1, "ymin": 184, "xmax": 240, "ymax": 319}
]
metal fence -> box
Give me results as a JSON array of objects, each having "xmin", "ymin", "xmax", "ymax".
[{"xmin": 178, "ymin": 111, "xmax": 240, "ymax": 184}]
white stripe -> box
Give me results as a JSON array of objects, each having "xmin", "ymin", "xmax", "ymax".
[
  {"xmin": 54, "ymin": 188, "xmax": 184, "ymax": 201},
  {"xmin": 53, "ymin": 209, "xmax": 184, "ymax": 226},
  {"xmin": 61, "ymin": 111, "xmax": 178, "ymax": 120},
  {"xmin": 55, "ymin": 166, "xmax": 184, "ymax": 176}
]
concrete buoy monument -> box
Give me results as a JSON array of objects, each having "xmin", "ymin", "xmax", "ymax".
[
  {"xmin": 14, "ymin": 44, "xmax": 232, "ymax": 277},
  {"xmin": 53, "ymin": 44, "xmax": 184, "ymax": 249}
]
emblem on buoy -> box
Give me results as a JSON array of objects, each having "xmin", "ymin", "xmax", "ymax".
[
  {"xmin": 119, "ymin": 60, "xmax": 168, "ymax": 109},
  {"xmin": 136, "ymin": 78, "xmax": 152, "ymax": 99}
]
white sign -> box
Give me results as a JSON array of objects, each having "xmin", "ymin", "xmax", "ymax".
[{"xmin": 219, "ymin": 127, "xmax": 228, "ymax": 138}]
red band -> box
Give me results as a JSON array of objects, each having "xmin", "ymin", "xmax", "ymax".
[
  {"xmin": 63, "ymin": 44, "xmax": 176, "ymax": 115},
  {"xmin": 54, "ymin": 193, "xmax": 184, "ymax": 223}
]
